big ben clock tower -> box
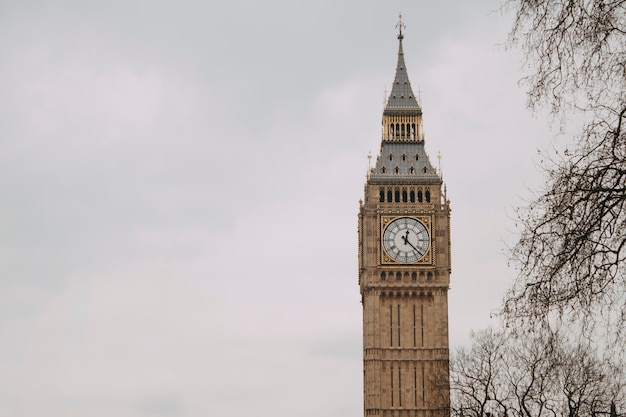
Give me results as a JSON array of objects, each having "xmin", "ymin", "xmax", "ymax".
[{"xmin": 358, "ymin": 18, "xmax": 451, "ymax": 417}]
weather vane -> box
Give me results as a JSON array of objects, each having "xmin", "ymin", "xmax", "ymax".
[{"xmin": 396, "ymin": 12, "xmax": 405, "ymax": 36}]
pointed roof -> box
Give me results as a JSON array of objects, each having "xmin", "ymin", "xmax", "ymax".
[
  {"xmin": 384, "ymin": 24, "xmax": 421, "ymax": 115},
  {"xmin": 367, "ymin": 18, "xmax": 439, "ymax": 185},
  {"xmin": 368, "ymin": 141, "xmax": 440, "ymax": 184}
]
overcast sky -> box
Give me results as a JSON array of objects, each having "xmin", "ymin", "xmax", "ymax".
[{"xmin": 0, "ymin": 1, "xmax": 557, "ymax": 416}]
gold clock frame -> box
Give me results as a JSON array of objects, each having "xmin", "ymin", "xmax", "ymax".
[{"xmin": 380, "ymin": 215, "xmax": 432, "ymax": 265}]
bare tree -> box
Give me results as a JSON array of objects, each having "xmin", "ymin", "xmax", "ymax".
[
  {"xmin": 503, "ymin": 0, "xmax": 626, "ymax": 342},
  {"xmin": 450, "ymin": 328, "xmax": 624, "ymax": 417},
  {"xmin": 450, "ymin": 329, "xmax": 510, "ymax": 417}
]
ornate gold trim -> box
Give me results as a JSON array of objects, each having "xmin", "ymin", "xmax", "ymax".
[{"xmin": 380, "ymin": 215, "xmax": 432, "ymax": 265}]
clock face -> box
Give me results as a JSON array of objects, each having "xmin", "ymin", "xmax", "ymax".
[{"xmin": 382, "ymin": 217, "xmax": 430, "ymax": 263}]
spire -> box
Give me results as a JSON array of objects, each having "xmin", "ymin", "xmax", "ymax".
[
  {"xmin": 368, "ymin": 15, "xmax": 438, "ymax": 183},
  {"xmin": 385, "ymin": 13, "xmax": 420, "ymax": 114}
]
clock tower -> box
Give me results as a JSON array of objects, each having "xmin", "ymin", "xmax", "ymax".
[{"xmin": 358, "ymin": 20, "xmax": 451, "ymax": 417}]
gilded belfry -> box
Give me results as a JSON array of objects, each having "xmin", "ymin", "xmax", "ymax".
[{"xmin": 358, "ymin": 18, "xmax": 451, "ymax": 417}]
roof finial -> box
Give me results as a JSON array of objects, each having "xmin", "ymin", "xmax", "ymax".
[
  {"xmin": 437, "ymin": 151, "xmax": 443, "ymax": 176},
  {"xmin": 396, "ymin": 12, "xmax": 405, "ymax": 39},
  {"xmin": 383, "ymin": 85, "xmax": 388, "ymax": 108}
]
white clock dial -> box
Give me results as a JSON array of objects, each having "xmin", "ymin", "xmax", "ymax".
[{"xmin": 383, "ymin": 217, "xmax": 430, "ymax": 263}]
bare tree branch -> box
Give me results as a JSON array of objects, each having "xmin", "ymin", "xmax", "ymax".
[
  {"xmin": 450, "ymin": 329, "xmax": 625, "ymax": 417},
  {"xmin": 503, "ymin": 0, "xmax": 626, "ymax": 345}
]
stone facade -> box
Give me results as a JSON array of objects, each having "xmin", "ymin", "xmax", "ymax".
[{"xmin": 358, "ymin": 23, "xmax": 451, "ymax": 417}]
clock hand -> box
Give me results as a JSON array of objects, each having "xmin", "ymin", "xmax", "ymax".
[
  {"xmin": 401, "ymin": 230, "xmax": 410, "ymax": 246},
  {"xmin": 403, "ymin": 232, "xmax": 421, "ymax": 252},
  {"xmin": 406, "ymin": 240, "xmax": 419, "ymax": 252}
]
